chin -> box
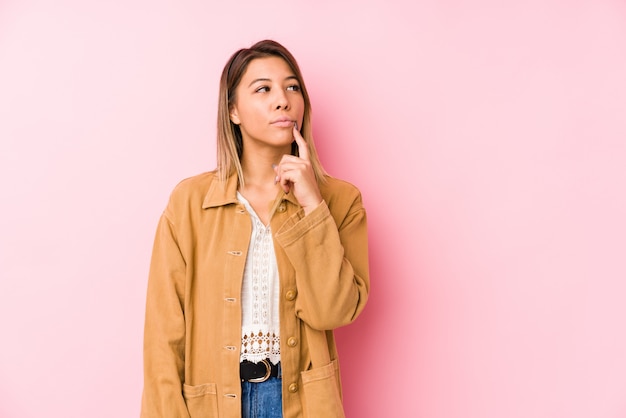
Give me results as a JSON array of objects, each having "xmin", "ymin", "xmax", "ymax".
[{"xmin": 267, "ymin": 133, "xmax": 294, "ymax": 146}]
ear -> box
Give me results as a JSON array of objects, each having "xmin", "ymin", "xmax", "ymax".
[{"xmin": 229, "ymin": 105, "xmax": 241, "ymax": 125}]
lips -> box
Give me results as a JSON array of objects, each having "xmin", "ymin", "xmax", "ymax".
[{"xmin": 271, "ymin": 117, "xmax": 295, "ymax": 128}]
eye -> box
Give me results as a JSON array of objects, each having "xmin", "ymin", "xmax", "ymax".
[
  {"xmin": 287, "ymin": 84, "xmax": 301, "ymax": 92},
  {"xmin": 255, "ymin": 86, "xmax": 270, "ymax": 93}
]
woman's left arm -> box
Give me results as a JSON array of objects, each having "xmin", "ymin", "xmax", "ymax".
[{"xmin": 274, "ymin": 190, "xmax": 369, "ymax": 331}]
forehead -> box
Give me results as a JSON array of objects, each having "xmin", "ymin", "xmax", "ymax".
[{"xmin": 241, "ymin": 56, "xmax": 296, "ymax": 82}]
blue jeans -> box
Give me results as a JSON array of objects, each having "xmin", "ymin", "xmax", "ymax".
[{"xmin": 241, "ymin": 376, "xmax": 283, "ymax": 418}]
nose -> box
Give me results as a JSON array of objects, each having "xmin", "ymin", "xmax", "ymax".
[{"xmin": 274, "ymin": 89, "xmax": 290, "ymax": 110}]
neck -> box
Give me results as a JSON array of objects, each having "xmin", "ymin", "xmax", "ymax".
[{"xmin": 240, "ymin": 146, "xmax": 291, "ymax": 189}]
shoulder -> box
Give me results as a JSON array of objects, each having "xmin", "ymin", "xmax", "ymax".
[
  {"xmin": 165, "ymin": 170, "xmax": 219, "ymax": 214},
  {"xmin": 319, "ymin": 176, "xmax": 365, "ymax": 214},
  {"xmin": 171, "ymin": 171, "xmax": 218, "ymax": 196},
  {"xmin": 320, "ymin": 176, "xmax": 363, "ymax": 200}
]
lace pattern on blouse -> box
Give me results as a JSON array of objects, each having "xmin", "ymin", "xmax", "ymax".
[{"xmin": 237, "ymin": 192, "xmax": 281, "ymax": 365}]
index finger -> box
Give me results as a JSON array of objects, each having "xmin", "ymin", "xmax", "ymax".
[{"xmin": 293, "ymin": 123, "xmax": 309, "ymax": 161}]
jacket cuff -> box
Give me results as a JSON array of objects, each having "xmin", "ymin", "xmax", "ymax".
[{"xmin": 275, "ymin": 201, "xmax": 330, "ymax": 247}]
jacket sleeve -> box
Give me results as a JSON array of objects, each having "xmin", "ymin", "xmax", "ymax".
[
  {"xmin": 141, "ymin": 210, "xmax": 191, "ymax": 418},
  {"xmin": 274, "ymin": 190, "xmax": 369, "ymax": 331}
]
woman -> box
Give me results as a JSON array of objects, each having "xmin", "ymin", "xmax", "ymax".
[{"xmin": 141, "ymin": 40, "xmax": 369, "ymax": 418}]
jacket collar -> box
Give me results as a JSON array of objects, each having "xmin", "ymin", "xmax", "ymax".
[
  {"xmin": 201, "ymin": 172, "xmax": 238, "ymax": 209},
  {"xmin": 201, "ymin": 172, "xmax": 300, "ymax": 209}
]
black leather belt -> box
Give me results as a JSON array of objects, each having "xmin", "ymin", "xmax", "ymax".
[{"xmin": 240, "ymin": 359, "xmax": 280, "ymax": 383}]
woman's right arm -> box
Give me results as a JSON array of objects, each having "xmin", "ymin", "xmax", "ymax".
[{"xmin": 140, "ymin": 211, "xmax": 190, "ymax": 418}]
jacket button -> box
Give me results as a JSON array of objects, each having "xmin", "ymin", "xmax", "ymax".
[
  {"xmin": 285, "ymin": 290, "xmax": 297, "ymax": 301},
  {"xmin": 288, "ymin": 383, "xmax": 298, "ymax": 393},
  {"xmin": 277, "ymin": 203, "xmax": 286, "ymax": 213},
  {"xmin": 287, "ymin": 337, "xmax": 298, "ymax": 347}
]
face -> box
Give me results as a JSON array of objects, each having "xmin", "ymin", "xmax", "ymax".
[{"xmin": 229, "ymin": 56, "xmax": 305, "ymax": 151}]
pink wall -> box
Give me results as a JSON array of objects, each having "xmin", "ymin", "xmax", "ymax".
[{"xmin": 1, "ymin": 1, "xmax": 625, "ymax": 417}]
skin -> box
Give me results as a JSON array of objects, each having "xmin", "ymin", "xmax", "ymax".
[{"xmin": 230, "ymin": 56, "xmax": 322, "ymax": 224}]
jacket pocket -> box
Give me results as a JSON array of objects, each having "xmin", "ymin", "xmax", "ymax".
[
  {"xmin": 300, "ymin": 359, "xmax": 345, "ymax": 418},
  {"xmin": 182, "ymin": 382, "xmax": 219, "ymax": 418}
]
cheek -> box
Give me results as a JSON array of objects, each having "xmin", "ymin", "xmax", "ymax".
[
  {"xmin": 296, "ymin": 98, "xmax": 305, "ymax": 117},
  {"xmin": 239, "ymin": 103, "xmax": 264, "ymax": 125}
]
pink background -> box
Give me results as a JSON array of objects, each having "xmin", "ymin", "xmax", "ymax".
[{"xmin": 1, "ymin": 1, "xmax": 625, "ymax": 417}]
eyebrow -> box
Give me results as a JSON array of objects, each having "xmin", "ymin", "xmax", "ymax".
[{"xmin": 247, "ymin": 75, "xmax": 299, "ymax": 88}]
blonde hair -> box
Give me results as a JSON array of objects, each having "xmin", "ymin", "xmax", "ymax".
[{"xmin": 216, "ymin": 40, "xmax": 327, "ymax": 186}]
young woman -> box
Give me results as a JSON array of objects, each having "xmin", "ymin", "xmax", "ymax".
[{"xmin": 141, "ymin": 40, "xmax": 369, "ymax": 418}]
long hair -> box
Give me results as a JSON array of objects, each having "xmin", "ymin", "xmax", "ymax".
[{"xmin": 216, "ymin": 40, "xmax": 327, "ymax": 186}]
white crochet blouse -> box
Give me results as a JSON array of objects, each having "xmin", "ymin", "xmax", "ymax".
[{"xmin": 237, "ymin": 192, "xmax": 281, "ymax": 365}]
